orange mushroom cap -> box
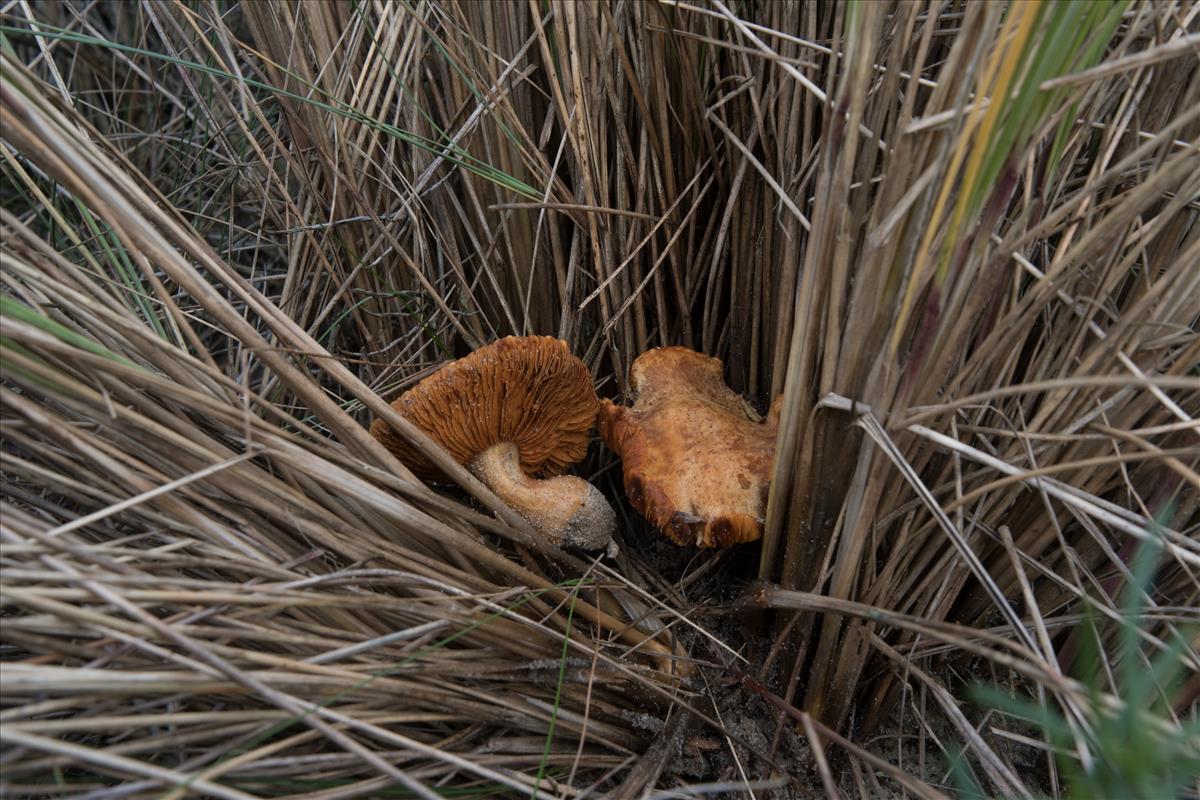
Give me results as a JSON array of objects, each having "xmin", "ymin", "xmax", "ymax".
[
  {"xmin": 599, "ymin": 347, "xmax": 780, "ymax": 548},
  {"xmin": 369, "ymin": 336, "xmax": 598, "ymax": 480}
]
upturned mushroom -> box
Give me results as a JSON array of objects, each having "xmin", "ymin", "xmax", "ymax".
[
  {"xmin": 370, "ymin": 336, "xmax": 617, "ymax": 555},
  {"xmin": 599, "ymin": 346, "xmax": 780, "ymax": 548}
]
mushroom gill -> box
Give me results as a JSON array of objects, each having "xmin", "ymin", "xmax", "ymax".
[{"xmin": 370, "ymin": 336, "xmax": 616, "ymax": 554}]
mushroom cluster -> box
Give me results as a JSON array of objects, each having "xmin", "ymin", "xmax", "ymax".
[
  {"xmin": 599, "ymin": 347, "xmax": 780, "ymax": 548},
  {"xmin": 372, "ymin": 338, "xmax": 778, "ymax": 553},
  {"xmin": 370, "ymin": 336, "xmax": 617, "ymax": 555}
]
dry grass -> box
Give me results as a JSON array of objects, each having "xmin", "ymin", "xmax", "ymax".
[{"xmin": 1, "ymin": 1, "xmax": 1198, "ymax": 797}]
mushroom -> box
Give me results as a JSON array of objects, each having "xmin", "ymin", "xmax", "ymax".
[
  {"xmin": 369, "ymin": 336, "xmax": 617, "ymax": 555},
  {"xmin": 599, "ymin": 346, "xmax": 780, "ymax": 548}
]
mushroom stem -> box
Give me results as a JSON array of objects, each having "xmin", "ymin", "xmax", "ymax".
[{"xmin": 469, "ymin": 442, "xmax": 617, "ymax": 553}]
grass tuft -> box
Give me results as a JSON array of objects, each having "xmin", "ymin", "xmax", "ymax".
[{"xmin": 2, "ymin": 1, "xmax": 1197, "ymax": 796}]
